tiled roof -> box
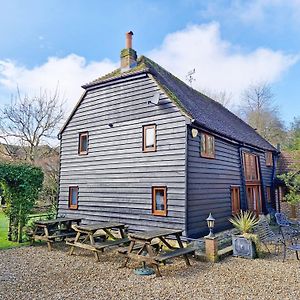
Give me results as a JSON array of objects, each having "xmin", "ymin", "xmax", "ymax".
[
  {"xmin": 277, "ymin": 151, "xmax": 300, "ymax": 175},
  {"xmin": 83, "ymin": 56, "xmax": 276, "ymax": 151}
]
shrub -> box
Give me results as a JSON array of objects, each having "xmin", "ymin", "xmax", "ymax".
[
  {"xmin": 0, "ymin": 163, "xmax": 44, "ymax": 242},
  {"xmin": 229, "ymin": 210, "xmax": 259, "ymax": 235}
]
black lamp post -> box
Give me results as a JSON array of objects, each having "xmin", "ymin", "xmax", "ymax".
[{"xmin": 206, "ymin": 213, "xmax": 215, "ymax": 237}]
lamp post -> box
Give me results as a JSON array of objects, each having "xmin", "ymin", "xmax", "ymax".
[
  {"xmin": 206, "ymin": 213, "xmax": 215, "ymax": 238},
  {"xmin": 205, "ymin": 213, "xmax": 218, "ymax": 262}
]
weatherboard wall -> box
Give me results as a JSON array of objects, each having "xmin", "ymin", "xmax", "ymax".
[
  {"xmin": 186, "ymin": 128, "xmax": 242, "ymax": 238},
  {"xmin": 58, "ymin": 73, "xmax": 188, "ymax": 232}
]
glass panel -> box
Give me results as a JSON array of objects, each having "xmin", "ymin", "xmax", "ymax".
[
  {"xmin": 71, "ymin": 189, "xmax": 77, "ymax": 205},
  {"xmin": 207, "ymin": 135, "xmax": 214, "ymax": 155},
  {"xmin": 155, "ymin": 190, "xmax": 165, "ymax": 211},
  {"xmin": 81, "ymin": 135, "xmax": 88, "ymax": 152},
  {"xmin": 146, "ymin": 127, "xmax": 155, "ymax": 148},
  {"xmin": 201, "ymin": 134, "xmax": 206, "ymax": 154}
]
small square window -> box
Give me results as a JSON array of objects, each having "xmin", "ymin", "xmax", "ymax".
[
  {"xmin": 201, "ymin": 133, "xmax": 215, "ymax": 158},
  {"xmin": 265, "ymin": 151, "xmax": 273, "ymax": 167},
  {"xmin": 79, "ymin": 132, "xmax": 88, "ymax": 155},
  {"xmin": 152, "ymin": 186, "xmax": 167, "ymax": 216},
  {"xmin": 231, "ymin": 186, "xmax": 240, "ymax": 215},
  {"xmin": 69, "ymin": 186, "xmax": 78, "ymax": 210},
  {"xmin": 143, "ymin": 125, "xmax": 156, "ymax": 152}
]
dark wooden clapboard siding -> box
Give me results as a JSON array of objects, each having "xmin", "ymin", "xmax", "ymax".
[
  {"xmin": 58, "ymin": 73, "xmax": 187, "ymax": 232},
  {"xmin": 186, "ymin": 127, "xmax": 242, "ymax": 238}
]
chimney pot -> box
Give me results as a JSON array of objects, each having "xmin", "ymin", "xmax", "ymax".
[{"xmin": 126, "ymin": 31, "xmax": 134, "ymax": 49}]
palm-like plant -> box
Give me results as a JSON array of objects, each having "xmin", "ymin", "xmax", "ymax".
[{"xmin": 229, "ymin": 210, "xmax": 259, "ymax": 235}]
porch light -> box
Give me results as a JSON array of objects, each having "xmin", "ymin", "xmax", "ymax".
[{"xmin": 206, "ymin": 213, "xmax": 215, "ymax": 237}]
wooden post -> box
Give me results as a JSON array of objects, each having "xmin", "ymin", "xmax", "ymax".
[{"xmin": 205, "ymin": 236, "xmax": 218, "ymax": 263}]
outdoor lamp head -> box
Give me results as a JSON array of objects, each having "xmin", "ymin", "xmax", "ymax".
[{"xmin": 206, "ymin": 213, "xmax": 215, "ymax": 229}]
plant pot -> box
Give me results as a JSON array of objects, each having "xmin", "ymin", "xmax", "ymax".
[{"xmin": 232, "ymin": 235, "xmax": 257, "ymax": 259}]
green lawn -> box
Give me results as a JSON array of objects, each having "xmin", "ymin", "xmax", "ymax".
[
  {"xmin": 0, "ymin": 210, "xmax": 24, "ymax": 249},
  {"xmin": 0, "ymin": 209, "xmax": 55, "ymax": 249}
]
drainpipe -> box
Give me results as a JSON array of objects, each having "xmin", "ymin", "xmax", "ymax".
[{"xmin": 239, "ymin": 147, "xmax": 248, "ymax": 211}]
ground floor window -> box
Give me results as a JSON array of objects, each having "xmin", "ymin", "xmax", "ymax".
[
  {"xmin": 69, "ymin": 186, "xmax": 79, "ymax": 209},
  {"xmin": 266, "ymin": 186, "xmax": 271, "ymax": 203},
  {"xmin": 246, "ymin": 185, "xmax": 262, "ymax": 215},
  {"xmin": 152, "ymin": 186, "xmax": 167, "ymax": 216},
  {"xmin": 231, "ymin": 186, "xmax": 240, "ymax": 215}
]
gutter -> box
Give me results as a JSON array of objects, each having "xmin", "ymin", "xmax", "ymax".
[{"xmin": 191, "ymin": 119, "xmax": 278, "ymax": 154}]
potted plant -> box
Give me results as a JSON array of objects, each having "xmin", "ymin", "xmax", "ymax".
[{"xmin": 229, "ymin": 211, "xmax": 259, "ymax": 259}]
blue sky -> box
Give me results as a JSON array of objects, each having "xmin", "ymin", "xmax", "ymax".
[{"xmin": 0, "ymin": 0, "xmax": 299, "ymax": 125}]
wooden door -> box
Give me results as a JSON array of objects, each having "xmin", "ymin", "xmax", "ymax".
[{"xmin": 243, "ymin": 152, "xmax": 262, "ymax": 215}]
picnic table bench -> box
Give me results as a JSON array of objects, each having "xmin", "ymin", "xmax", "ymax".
[
  {"xmin": 121, "ymin": 228, "xmax": 195, "ymax": 277},
  {"xmin": 66, "ymin": 222, "xmax": 129, "ymax": 261},
  {"xmin": 33, "ymin": 217, "xmax": 81, "ymax": 251}
]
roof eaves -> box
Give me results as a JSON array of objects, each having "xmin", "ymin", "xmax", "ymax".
[
  {"xmin": 58, "ymin": 90, "xmax": 87, "ymax": 137},
  {"xmin": 82, "ymin": 68, "xmax": 150, "ymax": 89}
]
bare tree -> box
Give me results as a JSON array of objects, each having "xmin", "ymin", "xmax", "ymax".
[
  {"xmin": 239, "ymin": 82, "xmax": 286, "ymax": 145},
  {"xmin": 0, "ymin": 88, "xmax": 64, "ymax": 162},
  {"xmin": 201, "ymin": 88, "xmax": 232, "ymax": 107}
]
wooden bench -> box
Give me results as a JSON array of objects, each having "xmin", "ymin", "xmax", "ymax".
[
  {"xmin": 118, "ymin": 241, "xmax": 160, "ymax": 255},
  {"xmin": 155, "ymin": 247, "xmax": 195, "ymax": 263},
  {"xmin": 66, "ymin": 237, "xmax": 129, "ymax": 253}
]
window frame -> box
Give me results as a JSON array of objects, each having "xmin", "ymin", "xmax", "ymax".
[
  {"xmin": 68, "ymin": 186, "xmax": 79, "ymax": 210},
  {"xmin": 143, "ymin": 124, "xmax": 157, "ymax": 152},
  {"xmin": 265, "ymin": 151, "xmax": 273, "ymax": 167},
  {"xmin": 266, "ymin": 186, "xmax": 271, "ymax": 203},
  {"xmin": 200, "ymin": 132, "xmax": 215, "ymax": 159},
  {"xmin": 78, "ymin": 132, "xmax": 89, "ymax": 155},
  {"xmin": 243, "ymin": 152, "xmax": 261, "ymax": 183},
  {"xmin": 231, "ymin": 186, "xmax": 240, "ymax": 215},
  {"xmin": 152, "ymin": 186, "xmax": 167, "ymax": 216}
]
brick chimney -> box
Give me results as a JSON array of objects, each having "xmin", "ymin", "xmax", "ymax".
[{"xmin": 120, "ymin": 31, "xmax": 137, "ymax": 72}]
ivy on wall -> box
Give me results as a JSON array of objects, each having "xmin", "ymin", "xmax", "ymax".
[{"xmin": 0, "ymin": 163, "xmax": 44, "ymax": 242}]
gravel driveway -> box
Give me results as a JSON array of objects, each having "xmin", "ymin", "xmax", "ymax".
[{"xmin": 0, "ymin": 243, "xmax": 299, "ymax": 300}]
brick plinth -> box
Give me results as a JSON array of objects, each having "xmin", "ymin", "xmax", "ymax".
[{"xmin": 205, "ymin": 236, "xmax": 218, "ymax": 263}]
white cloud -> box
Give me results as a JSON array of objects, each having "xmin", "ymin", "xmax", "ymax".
[
  {"xmin": 148, "ymin": 23, "xmax": 299, "ymax": 106},
  {"xmin": 0, "ymin": 22, "xmax": 298, "ymax": 119},
  {"xmin": 0, "ymin": 54, "xmax": 117, "ymax": 111}
]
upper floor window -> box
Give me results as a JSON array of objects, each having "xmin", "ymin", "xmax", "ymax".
[
  {"xmin": 201, "ymin": 133, "xmax": 215, "ymax": 158},
  {"xmin": 69, "ymin": 186, "xmax": 78, "ymax": 210},
  {"xmin": 231, "ymin": 186, "xmax": 240, "ymax": 215},
  {"xmin": 243, "ymin": 152, "xmax": 260, "ymax": 182},
  {"xmin": 79, "ymin": 132, "xmax": 88, "ymax": 155},
  {"xmin": 265, "ymin": 151, "xmax": 273, "ymax": 167},
  {"xmin": 152, "ymin": 186, "xmax": 167, "ymax": 216},
  {"xmin": 143, "ymin": 125, "xmax": 156, "ymax": 152}
]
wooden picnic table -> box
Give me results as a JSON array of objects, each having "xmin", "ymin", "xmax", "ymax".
[
  {"xmin": 120, "ymin": 228, "xmax": 195, "ymax": 277},
  {"xmin": 66, "ymin": 222, "xmax": 129, "ymax": 261},
  {"xmin": 33, "ymin": 217, "xmax": 81, "ymax": 251}
]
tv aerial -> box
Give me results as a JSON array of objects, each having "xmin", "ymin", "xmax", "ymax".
[{"xmin": 186, "ymin": 69, "xmax": 196, "ymax": 87}]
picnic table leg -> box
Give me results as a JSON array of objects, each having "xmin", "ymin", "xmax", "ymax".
[
  {"xmin": 145, "ymin": 243, "xmax": 161, "ymax": 277},
  {"xmin": 44, "ymin": 227, "xmax": 52, "ymax": 251},
  {"xmin": 159, "ymin": 236, "xmax": 175, "ymax": 249},
  {"xmin": 120, "ymin": 240, "xmax": 136, "ymax": 268},
  {"xmin": 175, "ymin": 234, "xmax": 191, "ymax": 266},
  {"xmin": 89, "ymin": 233, "xmax": 100, "ymax": 261},
  {"xmin": 69, "ymin": 232, "xmax": 81, "ymax": 256},
  {"xmin": 31, "ymin": 226, "xmax": 38, "ymax": 246},
  {"xmin": 119, "ymin": 227, "xmax": 125, "ymax": 239}
]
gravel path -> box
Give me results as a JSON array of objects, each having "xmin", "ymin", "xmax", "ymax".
[{"xmin": 0, "ymin": 243, "xmax": 299, "ymax": 300}]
